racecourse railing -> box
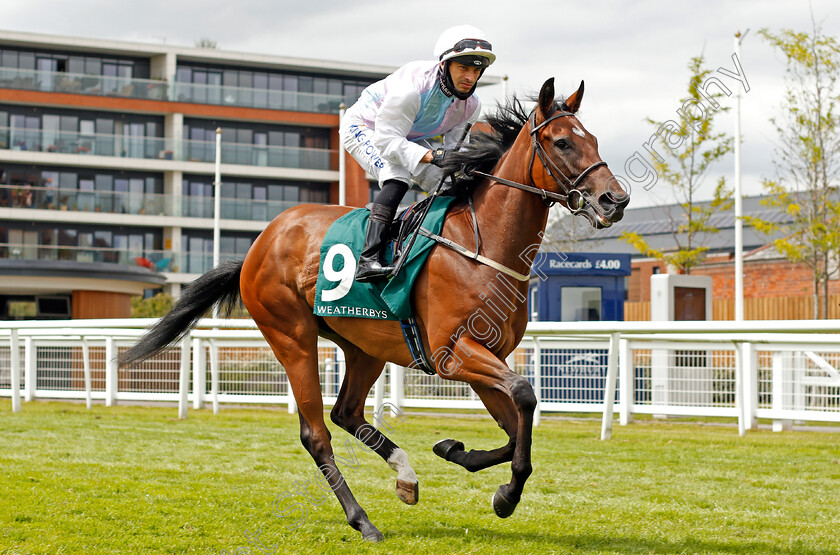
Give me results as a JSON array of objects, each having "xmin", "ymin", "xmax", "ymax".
[{"xmin": 1, "ymin": 319, "xmax": 839, "ymax": 439}]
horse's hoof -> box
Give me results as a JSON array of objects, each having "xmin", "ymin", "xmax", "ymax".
[
  {"xmin": 396, "ymin": 479, "xmax": 419, "ymax": 505},
  {"xmin": 361, "ymin": 526, "xmax": 384, "ymax": 542},
  {"xmin": 492, "ymin": 485, "xmax": 518, "ymax": 518},
  {"xmin": 433, "ymin": 439, "xmax": 464, "ymax": 461}
]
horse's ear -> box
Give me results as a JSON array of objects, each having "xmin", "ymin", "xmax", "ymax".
[
  {"xmin": 561, "ymin": 80, "xmax": 585, "ymax": 114},
  {"xmin": 538, "ymin": 77, "xmax": 555, "ymax": 118}
]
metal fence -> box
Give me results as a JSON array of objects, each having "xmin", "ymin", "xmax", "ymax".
[{"xmin": 2, "ymin": 319, "xmax": 839, "ymax": 439}]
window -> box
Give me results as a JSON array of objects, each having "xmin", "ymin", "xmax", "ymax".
[
  {"xmin": 561, "ymin": 287, "xmax": 602, "ymax": 322},
  {"xmin": 172, "ymin": 62, "xmax": 375, "ymax": 110}
]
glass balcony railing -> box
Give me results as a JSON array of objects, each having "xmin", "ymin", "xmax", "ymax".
[
  {"xmin": 0, "ymin": 243, "xmax": 246, "ymax": 275},
  {"xmin": 0, "ymin": 127, "xmax": 334, "ymax": 170},
  {"xmin": 1, "ymin": 242, "xmax": 174, "ymax": 270},
  {"xmin": 0, "ymin": 243, "xmax": 246, "ymax": 274},
  {"xmin": 181, "ymin": 138, "xmax": 332, "ymax": 170},
  {"xmin": 0, "ymin": 126, "xmax": 169, "ymax": 159},
  {"xmin": 172, "ymin": 82, "xmax": 354, "ymax": 113},
  {"xmin": 178, "ymin": 252, "xmax": 245, "ymax": 275},
  {"xmin": 0, "ymin": 67, "xmax": 358, "ymax": 114},
  {"xmin": 0, "ymin": 67, "xmax": 168, "ymax": 100},
  {"xmin": 0, "ymin": 183, "xmax": 167, "ymax": 214},
  {"xmin": 0, "ymin": 184, "xmax": 312, "ymax": 222},
  {"xmin": 180, "ymin": 195, "xmax": 308, "ymax": 221}
]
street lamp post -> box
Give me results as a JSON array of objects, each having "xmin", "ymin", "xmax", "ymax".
[
  {"xmin": 734, "ymin": 31, "xmax": 748, "ymax": 321},
  {"xmin": 212, "ymin": 127, "xmax": 221, "ymax": 319}
]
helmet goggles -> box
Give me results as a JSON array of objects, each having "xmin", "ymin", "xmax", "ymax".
[{"xmin": 439, "ymin": 38, "xmax": 493, "ymax": 60}]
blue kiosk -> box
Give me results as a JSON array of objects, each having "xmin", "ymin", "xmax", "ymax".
[
  {"xmin": 527, "ymin": 252, "xmax": 631, "ymax": 402},
  {"xmin": 528, "ymin": 252, "xmax": 632, "ymax": 322}
]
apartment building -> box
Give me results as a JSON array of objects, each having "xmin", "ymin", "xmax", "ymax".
[{"xmin": 0, "ymin": 30, "xmax": 400, "ymax": 319}]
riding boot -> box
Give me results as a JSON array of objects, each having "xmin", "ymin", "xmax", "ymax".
[{"xmin": 355, "ymin": 203, "xmax": 397, "ymax": 283}]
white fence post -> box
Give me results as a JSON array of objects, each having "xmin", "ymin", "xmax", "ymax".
[
  {"xmin": 771, "ymin": 352, "xmax": 792, "ymax": 432},
  {"xmin": 209, "ymin": 339, "xmax": 220, "ymax": 415},
  {"xmin": 388, "ymin": 363, "xmax": 403, "ymax": 416},
  {"xmin": 532, "ymin": 337, "xmax": 542, "ymax": 428},
  {"xmin": 81, "ymin": 338, "xmax": 92, "ymax": 410},
  {"xmin": 10, "ymin": 329, "xmax": 21, "ymax": 413},
  {"xmin": 192, "ymin": 337, "xmax": 205, "ymax": 410},
  {"xmin": 324, "ymin": 357, "xmax": 334, "ymax": 398},
  {"xmin": 287, "ymin": 346, "xmax": 298, "ymax": 415},
  {"xmin": 24, "ymin": 336, "xmax": 35, "ymax": 402},
  {"xmin": 105, "ymin": 336, "xmax": 116, "ymax": 407},
  {"xmin": 601, "ymin": 332, "xmax": 620, "ymax": 440},
  {"xmin": 178, "ymin": 338, "xmax": 190, "ymax": 419},
  {"xmin": 735, "ymin": 342, "xmax": 746, "ymax": 437},
  {"xmin": 619, "ymin": 337, "xmax": 633, "ymax": 425},
  {"xmin": 743, "ymin": 342, "xmax": 758, "ymax": 430},
  {"xmin": 373, "ymin": 366, "xmax": 385, "ymax": 412}
]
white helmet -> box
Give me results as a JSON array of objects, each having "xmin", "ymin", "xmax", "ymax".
[{"xmin": 433, "ymin": 25, "xmax": 496, "ymax": 67}]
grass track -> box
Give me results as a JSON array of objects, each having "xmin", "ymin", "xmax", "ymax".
[{"xmin": 1, "ymin": 400, "xmax": 839, "ymax": 554}]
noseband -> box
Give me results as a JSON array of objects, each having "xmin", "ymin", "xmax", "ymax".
[{"xmin": 471, "ymin": 109, "xmax": 608, "ymax": 208}]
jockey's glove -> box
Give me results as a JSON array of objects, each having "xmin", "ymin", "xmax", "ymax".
[{"xmin": 430, "ymin": 147, "xmax": 453, "ymax": 168}]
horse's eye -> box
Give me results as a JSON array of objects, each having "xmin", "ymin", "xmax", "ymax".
[{"xmin": 555, "ymin": 139, "xmax": 570, "ymax": 151}]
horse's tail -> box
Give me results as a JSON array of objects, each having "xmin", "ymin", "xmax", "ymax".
[{"xmin": 118, "ymin": 259, "xmax": 243, "ymax": 367}]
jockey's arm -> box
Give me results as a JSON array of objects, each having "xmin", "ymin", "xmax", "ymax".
[{"xmin": 372, "ymin": 89, "xmax": 431, "ymax": 173}]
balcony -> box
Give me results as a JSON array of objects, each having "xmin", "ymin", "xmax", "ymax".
[
  {"xmin": 0, "ymin": 242, "xmax": 244, "ymax": 275},
  {"xmin": 0, "ymin": 126, "xmax": 168, "ymax": 159},
  {"xmin": 181, "ymin": 138, "xmax": 331, "ymax": 170},
  {"xmin": 172, "ymin": 81, "xmax": 354, "ymax": 113},
  {"xmin": 0, "ymin": 67, "xmax": 357, "ymax": 113},
  {"xmin": 0, "ymin": 127, "xmax": 334, "ymax": 170},
  {"xmin": 0, "ymin": 67, "xmax": 167, "ymax": 100},
  {"xmin": 0, "ymin": 184, "xmax": 309, "ymax": 222}
]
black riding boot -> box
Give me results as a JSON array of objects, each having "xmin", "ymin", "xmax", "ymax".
[
  {"xmin": 355, "ymin": 203, "xmax": 397, "ymax": 282},
  {"xmin": 355, "ymin": 179, "xmax": 408, "ymax": 282}
]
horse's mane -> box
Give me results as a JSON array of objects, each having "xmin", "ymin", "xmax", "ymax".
[{"xmin": 435, "ymin": 94, "xmax": 561, "ymax": 194}]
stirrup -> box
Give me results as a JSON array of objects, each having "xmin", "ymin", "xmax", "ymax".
[{"xmin": 355, "ymin": 258, "xmax": 394, "ymax": 283}]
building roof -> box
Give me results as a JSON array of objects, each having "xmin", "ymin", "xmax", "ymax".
[
  {"xmin": 565, "ymin": 194, "xmax": 792, "ymax": 257},
  {"xmin": 0, "ymin": 30, "xmax": 502, "ymax": 85}
]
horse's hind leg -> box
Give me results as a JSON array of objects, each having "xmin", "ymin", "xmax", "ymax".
[
  {"xmin": 329, "ymin": 340, "xmax": 419, "ymax": 505},
  {"xmin": 252, "ymin": 310, "xmax": 383, "ymax": 542}
]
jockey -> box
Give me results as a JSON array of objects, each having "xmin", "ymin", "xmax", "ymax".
[{"xmin": 340, "ymin": 24, "xmax": 496, "ymax": 282}]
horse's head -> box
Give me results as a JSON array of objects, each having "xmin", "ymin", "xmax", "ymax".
[{"xmin": 530, "ymin": 78, "xmax": 629, "ymax": 228}]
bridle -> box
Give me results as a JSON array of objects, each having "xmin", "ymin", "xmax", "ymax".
[{"xmin": 470, "ymin": 108, "xmax": 608, "ymax": 209}]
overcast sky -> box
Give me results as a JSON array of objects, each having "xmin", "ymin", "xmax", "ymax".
[{"xmin": 2, "ymin": 0, "xmax": 839, "ymax": 209}]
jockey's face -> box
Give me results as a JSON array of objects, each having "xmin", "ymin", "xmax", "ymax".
[{"xmin": 447, "ymin": 62, "xmax": 482, "ymax": 95}]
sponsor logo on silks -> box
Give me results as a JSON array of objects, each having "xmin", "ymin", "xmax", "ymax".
[
  {"xmin": 314, "ymin": 304, "xmax": 390, "ymax": 319},
  {"xmin": 348, "ymin": 124, "xmax": 385, "ymax": 169}
]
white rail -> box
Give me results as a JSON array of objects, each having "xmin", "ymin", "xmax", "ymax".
[{"xmin": 2, "ymin": 319, "xmax": 839, "ymax": 439}]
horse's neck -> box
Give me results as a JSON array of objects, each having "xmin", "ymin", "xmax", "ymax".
[{"xmin": 472, "ymin": 135, "xmax": 550, "ymax": 275}]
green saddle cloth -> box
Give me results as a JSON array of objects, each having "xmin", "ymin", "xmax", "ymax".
[{"xmin": 313, "ymin": 196, "xmax": 457, "ymax": 320}]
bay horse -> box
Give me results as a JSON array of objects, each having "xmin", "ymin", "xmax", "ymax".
[{"xmin": 120, "ymin": 78, "xmax": 629, "ymax": 542}]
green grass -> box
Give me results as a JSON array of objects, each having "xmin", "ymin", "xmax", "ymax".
[{"xmin": 1, "ymin": 401, "xmax": 839, "ymax": 554}]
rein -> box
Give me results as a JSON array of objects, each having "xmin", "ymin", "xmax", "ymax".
[
  {"xmin": 471, "ymin": 109, "xmax": 607, "ymax": 208},
  {"xmin": 404, "ymin": 108, "xmax": 611, "ymax": 284}
]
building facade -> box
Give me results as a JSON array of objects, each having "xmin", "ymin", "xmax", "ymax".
[
  {"xmin": 0, "ymin": 30, "xmax": 399, "ymax": 318},
  {"xmin": 559, "ymin": 195, "xmax": 840, "ymax": 320}
]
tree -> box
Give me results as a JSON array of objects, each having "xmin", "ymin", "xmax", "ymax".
[
  {"xmin": 131, "ymin": 292, "xmax": 173, "ymax": 318},
  {"xmin": 620, "ymin": 55, "xmax": 734, "ymax": 273},
  {"xmin": 540, "ymin": 210, "xmax": 605, "ymax": 253},
  {"xmin": 195, "ymin": 38, "xmax": 218, "ymax": 49},
  {"xmin": 745, "ymin": 19, "xmax": 840, "ymax": 319}
]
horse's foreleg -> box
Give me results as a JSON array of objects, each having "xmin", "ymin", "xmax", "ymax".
[
  {"xmin": 433, "ymin": 385, "xmax": 518, "ymax": 472},
  {"xmin": 330, "ymin": 341, "xmax": 419, "ymax": 505},
  {"xmin": 436, "ymin": 337, "xmax": 536, "ymax": 518}
]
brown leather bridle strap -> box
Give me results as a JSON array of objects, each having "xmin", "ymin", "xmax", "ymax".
[{"xmin": 471, "ymin": 109, "xmax": 607, "ymax": 207}]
